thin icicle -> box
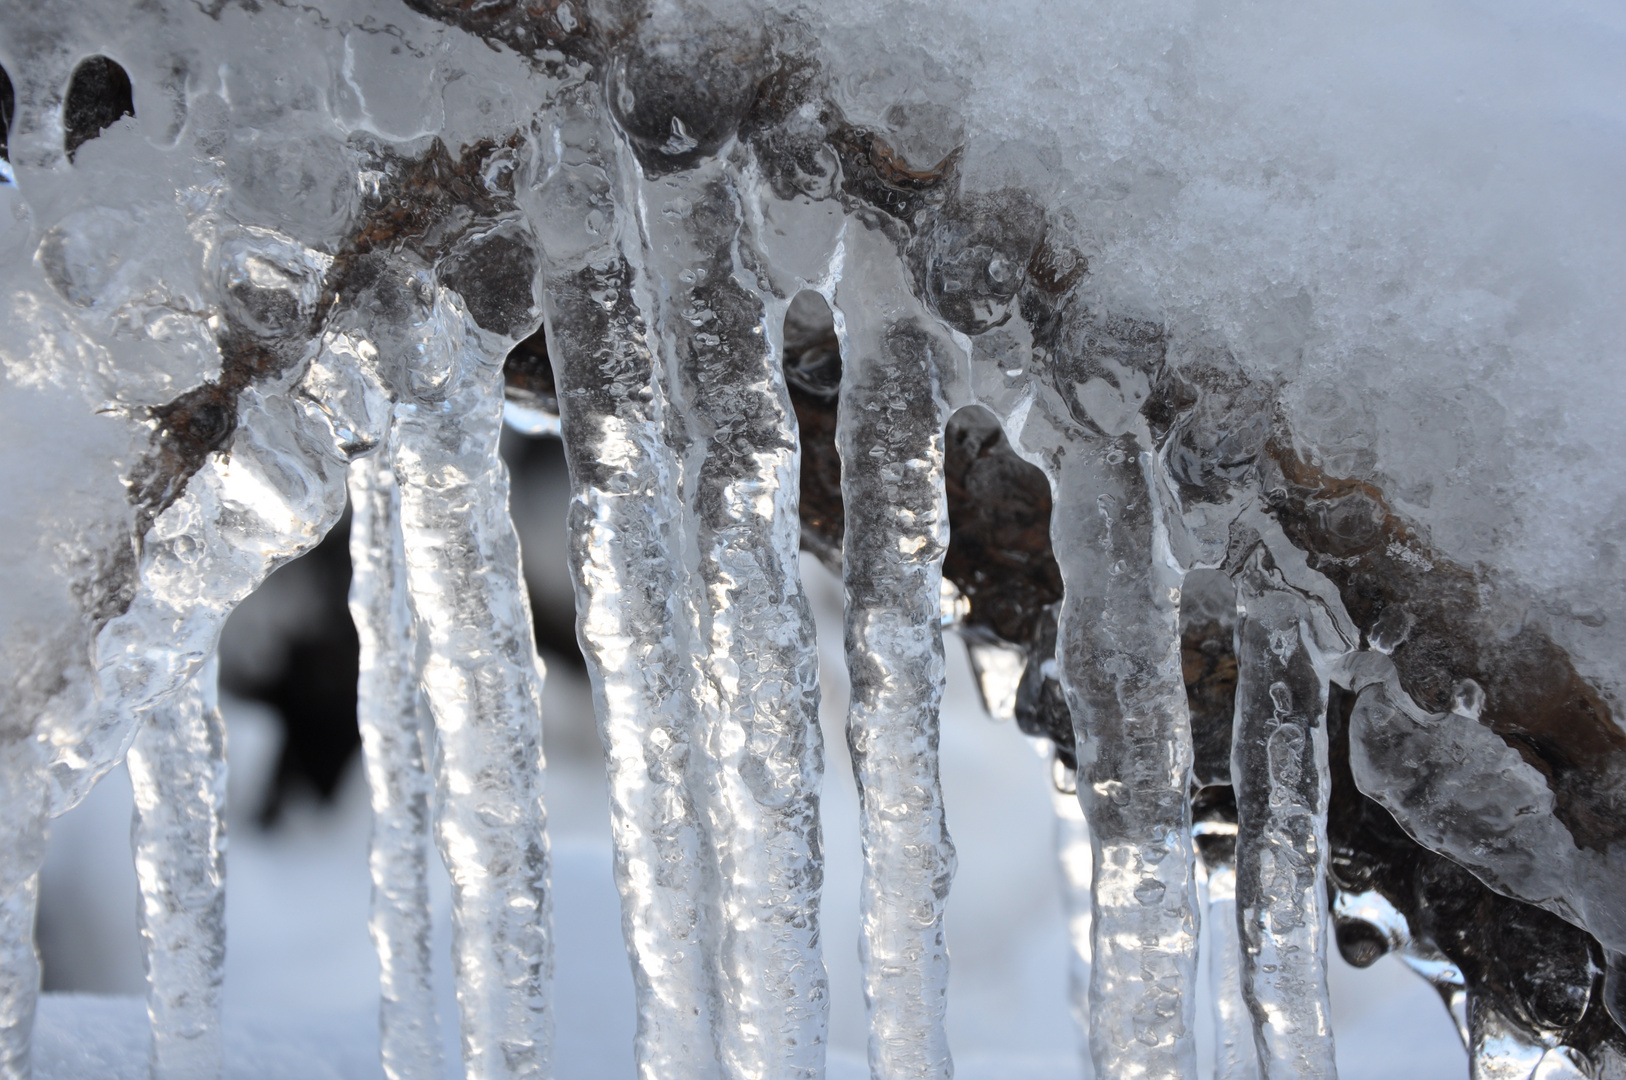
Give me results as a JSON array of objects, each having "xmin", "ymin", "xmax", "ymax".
[
  {"xmin": 128, "ymin": 659, "xmax": 227, "ymax": 1080},
  {"xmin": 348, "ymin": 444, "xmax": 442, "ymax": 1080},
  {"xmin": 1049, "ymin": 431, "xmax": 1199, "ymax": 1080},
  {"xmin": 393, "ymin": 309, "xmax": 553, "ymax": 1078},
  {"xmin": 1052, "ymin": 772, "xmax": 1093, "ymax": 1058},
  {"xmin": 533, "ymin": 85, "xmax": 717, "ymax": 1080},
  {"xmin": 1204, "ymin": 855, "xmax": 1260, "ymax": 1080},
  {"xmin": 625, "ymin": 153, "xmax": 827, "ymax": 1078},
  {"xmin": 1232, "ymin": 552, "xmax": 1337, "ymax": 1079},
  {"xmin": 0, "ymin": 869, "xmax": 40, "ymax": 1080},
  {"xmin": 835, "ymin": 288, "xmax": 956, "ymax": 1078}
]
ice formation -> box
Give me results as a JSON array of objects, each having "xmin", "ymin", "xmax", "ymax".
[{"xmin": 1, "ymin": 1, "xmax": 1624, "ymax": 1079}]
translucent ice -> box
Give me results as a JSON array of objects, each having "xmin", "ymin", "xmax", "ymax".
[
  {"xmin": 128, "ymin": 662, "xmax": 226, "ymax": 1080},
  {"xmin": 1, "ymin": 0, "xmax": 1624, "ymax": 1078}
]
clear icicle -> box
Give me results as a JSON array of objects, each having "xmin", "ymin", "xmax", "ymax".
[
  {"xmin": 393, "ymin": 322, "xmax": 553, "ymax": 1078},
  {"xmin": 1052, "ymin": 774, "xmax": 1093, "ymax": 1057},
  {"xmin": 534, "ymin": 86, "xmax": 717, "ymax": 1079},
  {"xmin": 834, "ymin": 287, "xmax": 956, "ymax": 1078},
  {"xmin": 348, "ymin": 444, "xmax": 443, "ymax": 1080},
  {"xmin": 1232, "ymin": 553, "xmax": 1337, "ymax": 1079},
  {"xmin": 1204, "ymin": 859, "xmax": 1260, "ymax": 1080},
  {"xmin": 128, "ymin": 659, "xmax": 227, "ymax": 1080},
  {"xmin": 625, "ymin": 155, "xmax": 826, "ymax": 1077},
  {"xmin": 1049, "ymin": 432, "xmax": 1199, "ymax": 1079},
  {"xmin": 0, "ymin": 869, "xmax": 40, "ymax": 1080}
]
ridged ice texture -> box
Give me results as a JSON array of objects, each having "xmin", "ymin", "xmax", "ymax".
[
  {"xmin": 1047, "ymin": 435, "xmax": 1200, "ymax": 1079},
  {"xmin": 1347, "ymin": 661, "xmax": 1626, "ymax": 957},
  {"xmin": 1232, "ymin": 556, "xmax": 1337, "ymax": 1079},
  {"xmin": 128, "ymin": 660, "xmax": 227, "ymax": 1080},
  {"xmin": 834, "ymin": 253, "xmax": 957, "ymax": 1079},
  {"xmin": 533, "ymin": 84, "xmax": 716, "ymax": 1079},
  {"xmin": 1204, "ymin": 863, "xmax": 1261, "ymax": 1080},
  {"xmin": 393, "ymin": 329, "xmax": 554, "ymax": 1078},
  {"xmin": 0, "ymin": 872, "xmax": 39, "ymax": 1080},
  {"xmin": 348, "ymin": 446, "xmax": 442, "ymax": 1080},
  {"xmin": 620, "ymin": 146, "xmax": 828, "ymax": 1079}
]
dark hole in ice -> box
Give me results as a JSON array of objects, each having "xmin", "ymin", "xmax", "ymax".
[
  {"xmin": 63, "ymin": 55, "xmax": 135, "ymax": 162},
  {"xmin": 504, "ymin": 325, "xmax": 559, "ymax": 416},
  {"xmin": 783, "ymin": 290, "xmax": 844, "ymax": 567},
  {"xmin": 218, "ymin": 517, "xmax": 360, "ymax": 827},
  {"xmin": 0, "ymin": 63, "xmax": 14, "ymax": 164},
  {"xmin": 782, "ymin": 291, "xmax": 840, "ymax": 401}
]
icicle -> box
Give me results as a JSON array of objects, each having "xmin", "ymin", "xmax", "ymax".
[
  {"xmin": 834, "ymin": 272, "xmax": 957, "ymax": 1077},
  {"xmin": 348, "ymin": 444, "xmax": 442, "ymax": 1080},
  {"xmin": 1201, "ymin": 836, "xmax": 1261, "ymax": 1080},
  {"xmin": 623, "ymin": 153, "xmax": 827, "ymax": 1077},
  {"xmin": 128, "ymin": 658, "xmax": 227, "ymax": 1080},
  {"xmin": 533, "ymin": 85, "xmax": 716, "ymax": 1079},
  {"xmin": 0, "ymin": 870, "xmax": 40, "ymax": 1080},
  {"xmin": 1051, "ymin": 770, "xmax": 1093, "ymax": 1058},
  {"xmin": 1232, "ymin": 551, "xmax": 1337, "ymax": 1079},
  {"xmin": 393, "ymin": 304, "xmax": 553, "ymax": 1078},
  {"xmin": 1048, "ymin": 430, "xmax": 1199, "ymax": 1080}
]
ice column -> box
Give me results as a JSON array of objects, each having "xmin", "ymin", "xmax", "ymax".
[
  {"xmin": 535, "ymin": 86, "xmax": 717, "ymax": 1079},
  {"xmin": 128, "ymin": 660, "xmax": 227, "ymax": 1080},
  {"xmin": 835, "ymin": 273, "xmax": 957, "ymax": 1077},
  {"xmin": 1232, "ymin": 554, "xmax": 1337, "ymax": 1079},
  {"xmin": 1050, "ymin": 435, "xmax": 1199, "ymax": 1079},
  {"xmin": 0, "ymin": 867, "xmax": 40, "ymax": 1080},
  {"xmin": 625, "ymin": 154, "xmax": 827, "ymax": 1076},
  {"xmin": 349, "ymin": 445, "xmax": 443, "ymax": 1080},
  {"xmin": 393, "ymin": 320, "xmax": 553, "ymax": 1078}
]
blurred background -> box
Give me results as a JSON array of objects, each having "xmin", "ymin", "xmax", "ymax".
[{"xmin": 32, "ymin": 424, "xmax": 1468, "ymax": 1079}]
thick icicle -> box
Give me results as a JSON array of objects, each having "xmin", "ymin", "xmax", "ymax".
[
  {"xmin": 534, "ymin": 85, "xmax": 717, "ymax": 1079},
  {"xmin": 624, "ymin": 153, "xmax": 827, "ymax": 1077},
  {"xmin": 348, "ymin": 445, "xmax": 442, "ymax": 1080},
  {"xmin": 1049, "ymin": 432, "xmax": 1199, "ymax": 1079},
  {"xmin": 1052, "ymin": 776, "xmax": 1093, "ymax": 1056},
  {"xmin": 1232, "ymin": 553, "xmax": 1337, "ymax": 1078},
  {"xmin": 835, "ymin": 278, "xmax": 957, "ymax": 1077},
  {"xmin": 393, "ymin": 317, "xmax": 553, "ymax": 1078},
  {"xmin": 128, "ymin": 659, "xmax": 227, "ymax": 1080}
]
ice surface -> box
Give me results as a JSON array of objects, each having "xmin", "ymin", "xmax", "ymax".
[
  {"xmin": 349, "ymin": 447, "xmax": 442, "ymax": 1080},
  {"xmin": 1231, "ymin": 558, "xmax": 1335, "ymax": 1078},
  {"xmin": 128, "ymin": 661, "xmax": 228, "ymax": 1080},
  {"xmin": 835, "ymin": 257, "xmax": 957, "ymax": 1076},
  {"xmin": 1, "ymin": 0, "xmax": 1623, "ymax": 1077}
]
